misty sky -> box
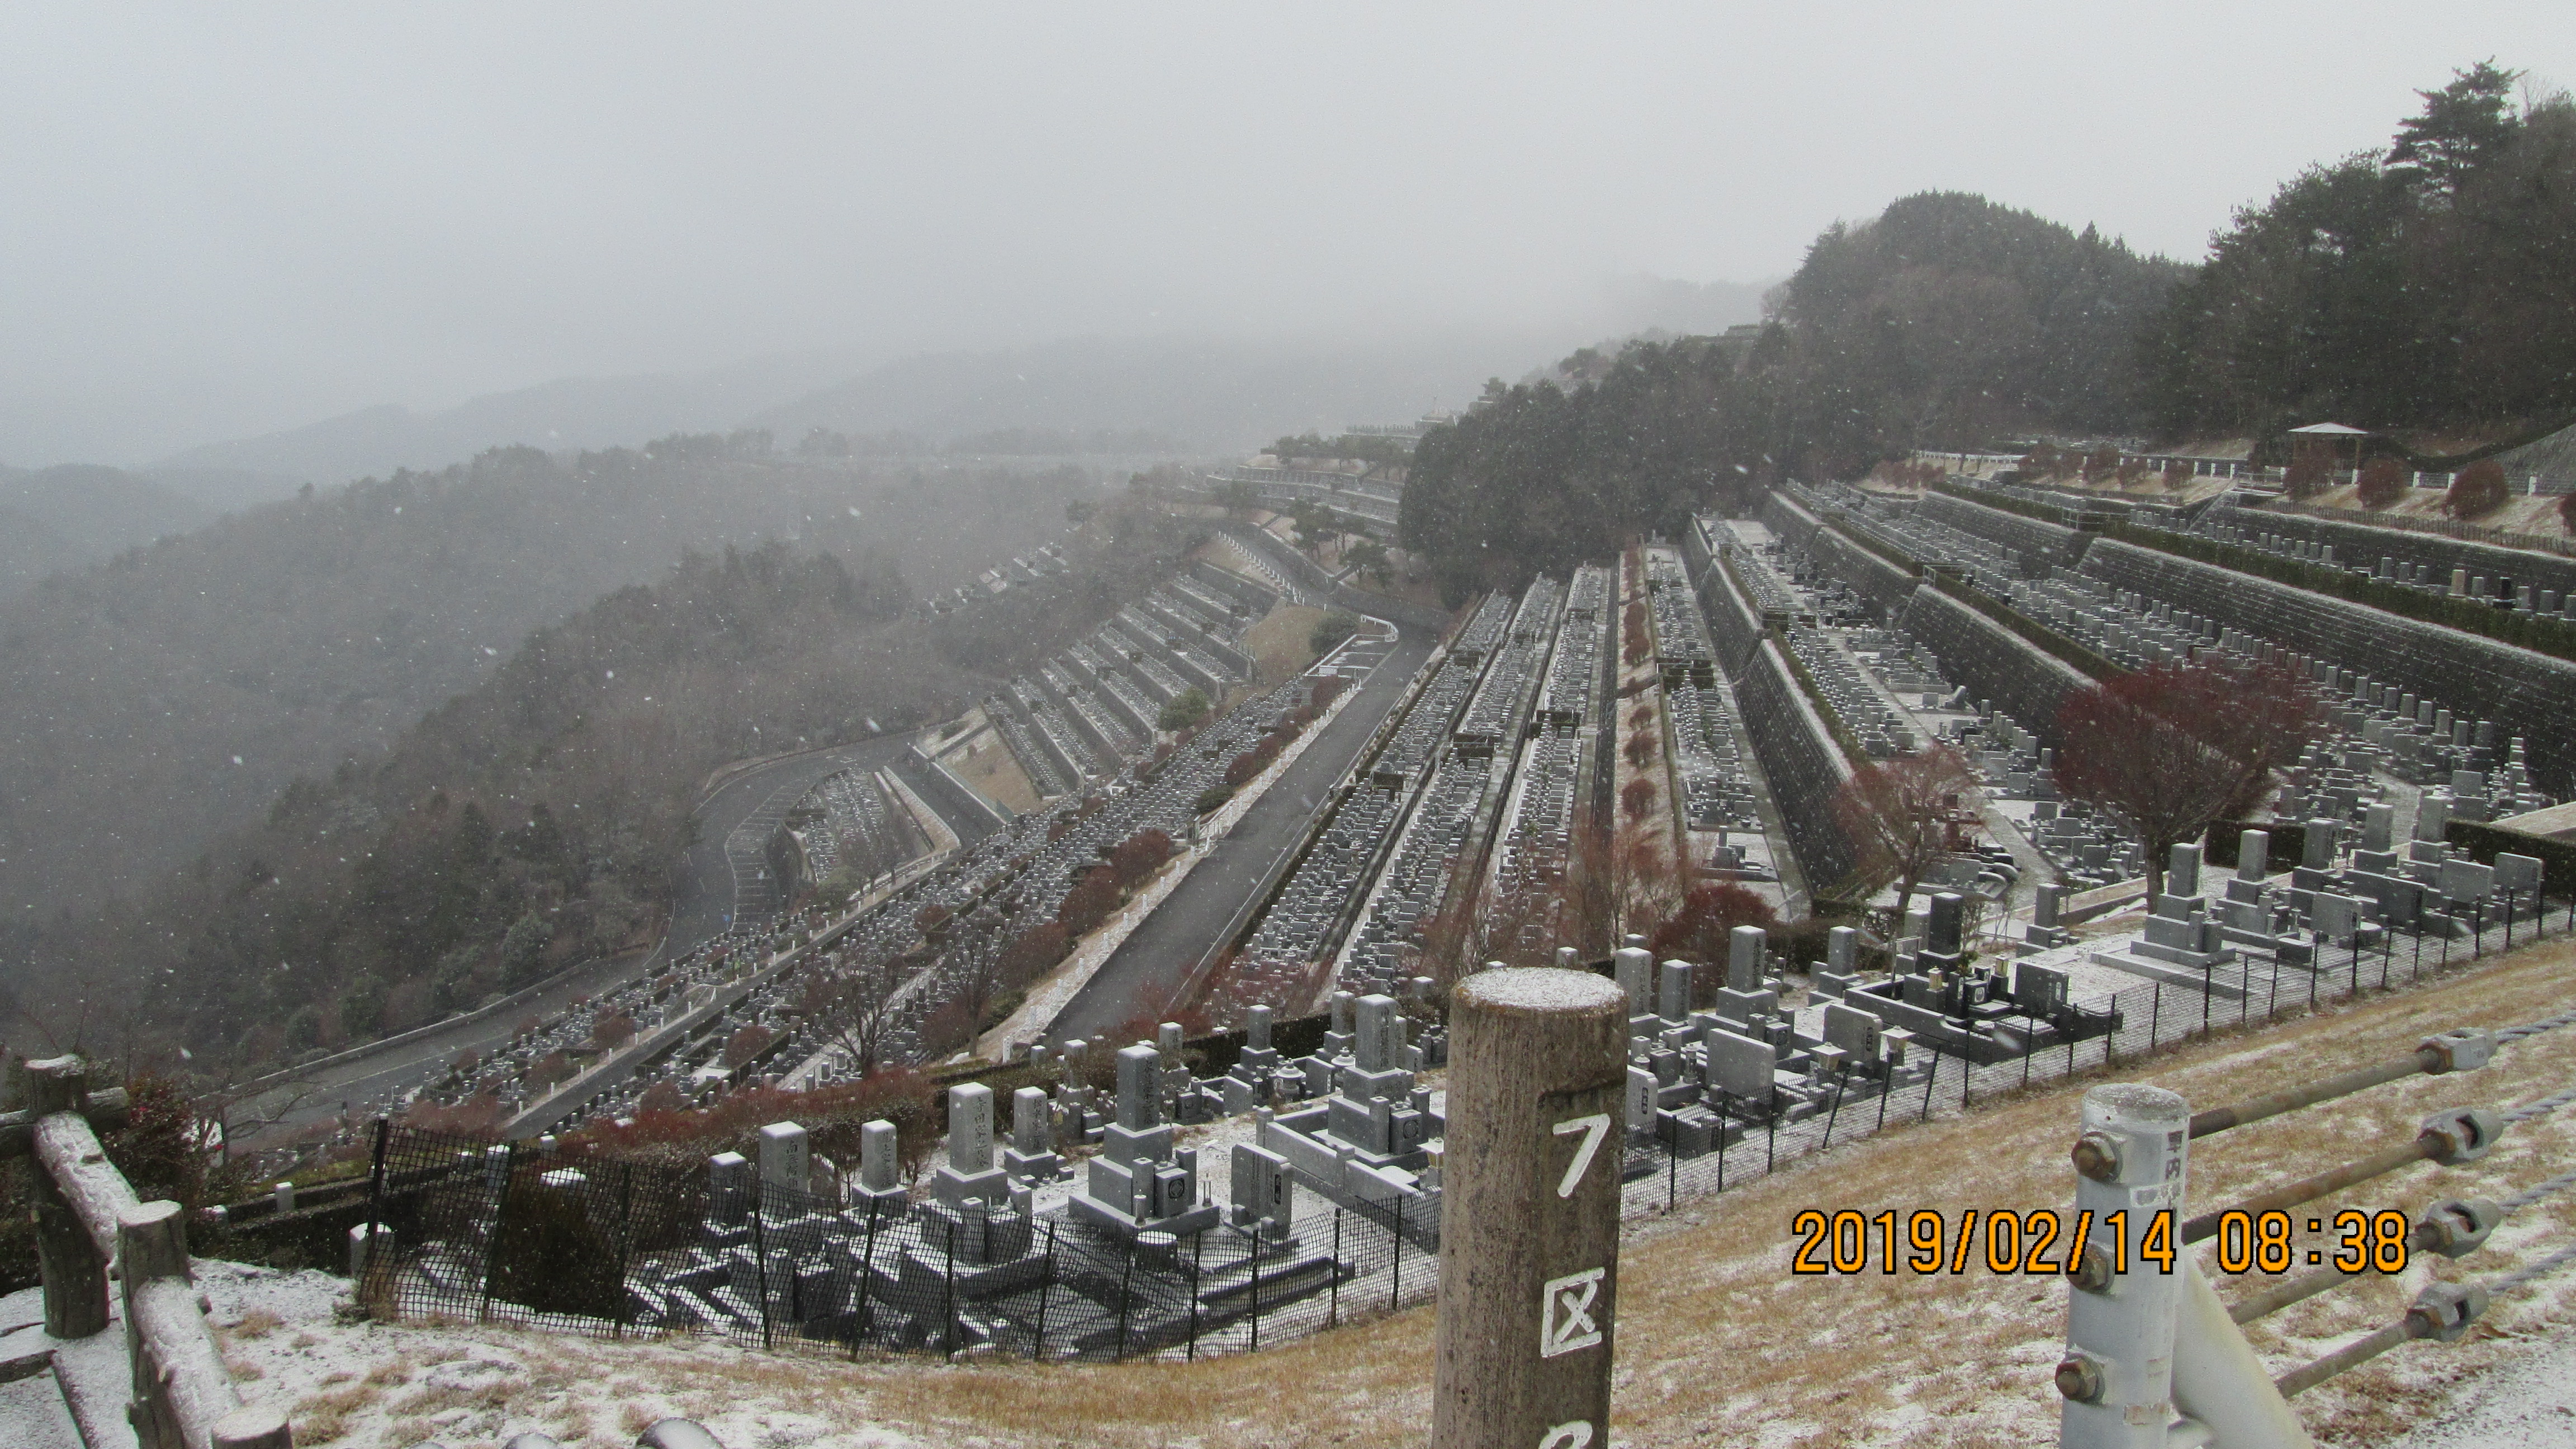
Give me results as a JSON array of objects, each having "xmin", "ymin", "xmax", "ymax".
[{"xmin": 4, "ymin": 3, "xmax": 2569, "ymax": 466}]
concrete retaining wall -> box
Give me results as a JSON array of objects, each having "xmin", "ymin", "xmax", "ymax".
[
  {"xmin": 1683, "ymin": 519, "xmax": 1767, "ymax": 678},
  {"xmin": 1898, "ymin": 586, "xmax": 2094, "ymax": 746},
  {"xmin": 1808, "ymin": 524, "xmax": 1920, "ymax": 618},
  {"xmin": 2080, "ymin": 538, "xmax": 2576, "ymax": 794},
  {"xmin": 1758, "ymin": 490, "xmax": 1826, "ymax": 552},
  {"xmin": 1680, "ymin": 513, "xmax": 1862, "ymax": 894},
  {"xmin": 2203, "ymin": 504, "xmax": 2576, "ymax": 603},
  {"xmin": 1731, "ymin": 638, "xmax": 1860, "ymax": 893},
  {"xmin": 1919, "ymin": 491, "xmax": 2089, "ymax": 572}
]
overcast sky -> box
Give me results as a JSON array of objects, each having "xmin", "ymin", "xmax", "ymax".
[{"xmin": 3, "ymin": 3, "xmax": 2568, "ymax": 466}]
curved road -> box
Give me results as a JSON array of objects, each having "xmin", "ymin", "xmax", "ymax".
[
  {"xmin": 244, "ymin": 733, "xmax": 999, "ymax": 1143},
  {"xmin": 246, "ymin": 530, "xmax": 1424, "ymax": 1138},
  {"xmin": 664, "ymin": 736, "xmax": 1005, "ymax": 959}
]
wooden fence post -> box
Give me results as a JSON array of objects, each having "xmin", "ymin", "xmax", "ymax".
[
  {"xmin": 1433, "ymin": 968, "xmax": 1626, "ymax": 1449},
  {"xmin": 28, "ymin": 1056, "xmax": 111, "ymax": 1339}
]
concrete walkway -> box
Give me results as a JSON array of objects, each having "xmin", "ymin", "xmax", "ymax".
[{"xmin": 1049, "ymin": 617, "xmax": 1438, "ymax": 1040}]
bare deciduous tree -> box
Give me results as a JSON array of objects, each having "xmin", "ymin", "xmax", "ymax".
[
  {"xmin": 1831, "ymin": 744, "xmax": 1982, "ymax": 920},
  {"xmin": 2056, "ymin": 658, "xmax": 2324, "ymax": 898},
  {"xmin": 812, "ymin": 954, "xmax": 906, "ymax": 1079}
]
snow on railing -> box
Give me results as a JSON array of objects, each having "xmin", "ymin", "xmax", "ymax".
[{"xmin": 2, "ymin": 1055, "xmax": 295, "ymax": 1448}]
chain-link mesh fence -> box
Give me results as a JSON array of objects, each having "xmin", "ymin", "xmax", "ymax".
[
  {"xmin": 358, "ymin": 889, "xmax": 2570, "ymax": 1361},
  {"xmin": 356, "ymin": 1124, "xmax": 1438, "ymax": 1362},
  {"xmin": 1617, "ymin": 888, "xmax": 2572, "ymax": 1216}
]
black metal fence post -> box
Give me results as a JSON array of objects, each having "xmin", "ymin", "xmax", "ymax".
[
  {"xmin": 1389, "ymin": 1196, "xmax": 1402, "ymax": 1310},
  {"xmin": 361, "ymin": 1117, "xmax": 389, "ymax": 1305},
  {"xmin": 750, "ymin": 1183, "xmax": 774, "ymax": 1352},
  {"xmin": 1114, "ymin": 1235, "xmax": 1137, "ymax": 1362},
  {"xmin": 476, "ymin": 1140, "xmax": 520, "ymax": 1324},
  {"xmin": 1186, "ymin": 1232, "xmax": 1203, "ymax": 1361},
  {"xmin": 1917, "ymin": 1055, "xmax": 1935, "ymax": 1125},
  {"xmin": 612, "ymin": 1163, "xmax": 636, "ymax": 1340},
  {"xmin": 856, "ymin": 1197, "xmax": 882, "ymax": 1355},
  {"xmin": 1033, "ymin": 1221, "xmax": 1058, "ymax": 1361},
  {"xmin": 943, "ymin": 1220, "xmax": 959, "ymax": 1356},
  {"xmin": 1328, "ymin": 1210, "xmax": 1341, "ymax": 1327}
]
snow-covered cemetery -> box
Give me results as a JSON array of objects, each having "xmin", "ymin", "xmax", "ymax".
[{"xmin": 12, "ymin": 47, "xmax": 2576, "ymax": 1442}]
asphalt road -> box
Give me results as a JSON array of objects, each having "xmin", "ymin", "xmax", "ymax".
[
  {"xmin": 1047, "ymin": 614, "xmax": 1439, "ymax": 1041},
  {"xmin": 244, "ymin": 732, "xmax": 995, "ymax": 1144},
  {"xmin": 663, "ymin": 733, "xmax": 998, "ymax": 959}
]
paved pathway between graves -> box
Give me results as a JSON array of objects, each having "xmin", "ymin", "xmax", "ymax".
[{"xmin": 1049, "ymin": 615, "xmax": 1441, "ymax": 1040}]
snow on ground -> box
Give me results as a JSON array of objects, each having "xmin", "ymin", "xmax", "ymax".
[
  {"xmin": 11, "ymin": 954, "xmax": 2575, "ymax": 1449},
  {"xmin": 2, "ymin": 1267, "xmax": 939, "ymax": 1449},
  {"xmin": 2389, "ymin": 1325, "xmax": 2576, "ymax": 1448}
]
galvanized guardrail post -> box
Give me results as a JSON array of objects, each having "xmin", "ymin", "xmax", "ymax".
[{"xmin": 2057, "ymin": 1083, "xmax": 2190, "ymax": 1449}]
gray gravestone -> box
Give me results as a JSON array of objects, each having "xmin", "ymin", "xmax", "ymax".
[
  {"xmin": 1704, "ymin": 1029, "xmax": 1774, "ymax": 1100},
  {"xmin": 2236, "ymin": 830, "xmax": 2269, "ymax": 882},
  {"xmin": 1727, "ymin": 925, "xmax": 1767, "ymax": 991},
  {"xmin": 757, "ymin": 1122, "xmax": 809, "ymax": 1197},
  {"xmin": 1820, "ymin": 1001, "xmax": 1883, "ymax": 1059},
  {"xmin": 1613, "ymin": 944, "xmax": 1652, "ymax": 1016},
  {"xmin": 1658, "ymin": 960, "xmax": 1693, "ymax": 1022}
]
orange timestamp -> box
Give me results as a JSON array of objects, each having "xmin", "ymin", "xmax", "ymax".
[{"xmin": 1788, "ymin": 1208, "xmax": 2412, "ymax": 1276}]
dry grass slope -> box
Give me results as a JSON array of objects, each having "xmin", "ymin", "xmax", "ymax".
[{"xmin": 273, "ymin": 936, "xmax": 2576, "ymax": 1448}]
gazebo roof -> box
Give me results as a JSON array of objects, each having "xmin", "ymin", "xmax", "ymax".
[{"xmin": 2287, "ymin": 422, "xmax": 2371, "ymax": 436}]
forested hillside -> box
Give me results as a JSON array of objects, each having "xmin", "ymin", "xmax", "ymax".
[
  {"xmin": 1403, "ymin": 193, "xmax": 2180, "ymax": 598},
  {"xmin": 4, "ymin": 490, "xmax": 1209, "ymax": 1068},
  {"xmin": 1401, "ymin": 337, "xmax": 1781, "ymax": 596},
  {"xmin": 1401, "ymin": 67, "xmax": 2575, "ymax": 599},
  {"xmin": 1777, "ymin": 193, "xmax": 2187, "ymax": 468},
  {"xmin": 2142, "ymin": 64, "xmax": 2576, "ymax": 441},
  {"xmin": 12, "ymin": 543, "xmax": 926, "ymax": 1062},
  {"xmin": 0, "ymin": 438, "xmax": 1100, "ymax": 918}
]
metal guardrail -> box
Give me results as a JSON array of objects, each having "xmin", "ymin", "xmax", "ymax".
[
  {"xmin": 1, "ymin": 1056, "xmax": 293, "ymax": 1449},
  {"xmin": 2053, "ymin": 1023, "xmax": 2576, "ymax": 1447}
]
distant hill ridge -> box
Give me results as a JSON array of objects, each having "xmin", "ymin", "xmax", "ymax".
[
  {"xmin": 144, "ymin": 277, "xmax": 1769, "ymax": 487},
  {"xmin": 0, "ymin": 463, "xmax": 214, "ymax": 600}
]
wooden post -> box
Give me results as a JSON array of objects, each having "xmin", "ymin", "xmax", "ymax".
[
  {"xmin": 123, "ymin": 1199, "xmax": 297, "ymax": 1449},
  {"xmin": 27, "ymin": 1057, "xmax": 110, "ymax": 1339},
  {"xmin": 1433, "ymin": 968, "xmax": 1626, "ymax": 1449}
]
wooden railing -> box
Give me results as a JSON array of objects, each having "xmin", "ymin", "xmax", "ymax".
[{"xmin": 0, "ymin": 1056, "xmax": 292, "ymax": 1449}]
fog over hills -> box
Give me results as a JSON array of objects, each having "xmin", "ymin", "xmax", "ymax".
[
  {"xmin": 0, "ymin": 444, "xmax": 1103, "ymax": 921},
  {"xmin": 138, "ymin": 277, "xmax": 1768, "ymax": 489},
  {"xmin": 148, "ymin": 349, "xmax": 874, "ymax": 493},
  {"xmin": 0, "ymin": 465, "xmax": 214, "ymax": 600}
]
